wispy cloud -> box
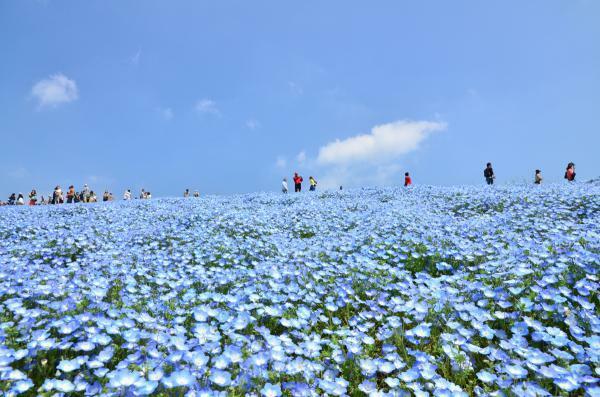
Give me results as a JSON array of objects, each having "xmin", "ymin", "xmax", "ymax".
[
  {"xmin": 157, "ymin": 107, "xmax": 174, "ymax": 121},
  {"xmin": 130, "ymin": 49, "xmax": 142, "ymax": 66},
  {"xmin": 195, "ymin": 99, "xmax": 221, "ymax": 116},
  {"xmin": 5, "ymin": 166, "xmax": 28, "ymax": 179},
  {"xmin": 296, "ymin": 150, "xmax": 306, "ymax": 165},
  {"xmin": 245, "ymin": 119, "xmax": 260, "ymax": 130},
  {"xmin": 275, "ymin": 156, "xmax": 287, "ymax": 169},
  {"xmin": 288, "ymin": 81, "xmax": 303, "ymax": 95},
  {"xmin": 31, "ymin": 73, "xmax": 78, "ymax": 108}
]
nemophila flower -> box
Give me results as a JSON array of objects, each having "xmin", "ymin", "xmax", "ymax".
[
  {"xmin": 476, "ymin": 370, "xmax": 496, "ymax": 384},
  {"xmin": 109, "ymin": 369, "xmax": 140, "ymax": 388},
  {"xmin": 11, "ymin": 379, "xmax": 33, "ymax": 394},
  {"xmin": 505, "ymin": 364, "xmax": 528, "ymax": 379},
  {"xmin": 54, "ymin": 379, "xmax": 76, "ymax": 393},
  {"xmin": 209, "ymin": 369, "xmax": 231, "ymax": 387},
  {"xmin": 261, "ymin": 382, "xmax": 282, "ymax": 397},
  {"xmin": 163, "ymin": 370, "xmax": 196, "ymax": 388},
  {"xmin": 358, "ymin": 380, "xmax": 377, "ymax": 394},
  {"xmin": 57, "ymin": 358, "xmax": 82, "ymax": 373}
]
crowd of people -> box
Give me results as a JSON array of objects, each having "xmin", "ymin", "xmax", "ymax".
[
  {"xmin": 0, "ymin": 185, "xmax": 154, "ymax": 206},
  {"xmin": 0, "ymin": 162, "xmax": 583, "ymax": 206}
]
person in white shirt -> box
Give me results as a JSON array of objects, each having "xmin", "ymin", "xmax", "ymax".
[
  {"xmin": 123, "ymin": 189, "xmax": 132, "ymax": 200},
  {"xmin": 282, "ymin": 178, "xmax": 288, "ymax": 193}
]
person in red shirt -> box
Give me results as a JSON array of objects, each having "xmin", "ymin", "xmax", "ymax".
[
  {"xmin": 293, "ymin": 172, "xmax": 303, "ymax": 192},
  {"xmin": 565, "ymin": 162, "xmax": 576, "ymax": 182},
  {"xmin": 404, "ymin": 172, "xmax": 412, "ymax": 187}
]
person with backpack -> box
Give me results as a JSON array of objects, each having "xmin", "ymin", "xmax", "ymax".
[
  {"xmin": 293, "ymin": 172, "xmax": 303, "ymax": 192},
  {"xmin": 484, "ymin": 163, "xmax": 495, "ymax": 185},
  {"xmin": 404, "ymin": 172, "xmax": 412, "ymax": 187},
  {"xmin": 535, "ymin": 170, "xmax": 543, "ymax": 184},
  {"xmin": 309, "ymin": 176, "xmax": 317, "ymax": 191},
  {"xmin": 565, "ymin": 162, "xmax": 576, "ymax": 182}
]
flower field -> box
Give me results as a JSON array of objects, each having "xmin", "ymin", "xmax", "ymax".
[{"xmin": 0, "ymin": 185, "xmax": 599, "ymax": 396}]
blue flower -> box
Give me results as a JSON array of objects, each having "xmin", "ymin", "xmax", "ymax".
[
  {"xmin": 209, "ymin": 369, "xmax": 231, "ymax": 387},
  {"xmin": 260, "ymin": 382, "xmax": 282, "ymax": 397}
]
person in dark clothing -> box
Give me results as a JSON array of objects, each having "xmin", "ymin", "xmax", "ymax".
[
  {"xmin": 8, "ymin": 193, "xmax": 16, "ymax": 205},
  {"xmin": 565, "ymin": 162, "xmax": 576, "ymax": 182},
  {"xmin": 484, "ymin": 163, "xmax": 495, "ymax": 185},
  {"xmin": 293, "ymin": 172, "xmax": 303, "ymax": 192},
  {"xmin": 535, "ymin": 170, "xmax": 543, "ymax": 184}
]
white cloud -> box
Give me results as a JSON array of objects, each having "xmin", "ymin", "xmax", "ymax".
[
  {"xmin": 31, "ymin": 73, "xmax": 78, "ymax": 108},
  {"xmin": 275, "ymin": 156, "xmax": 287, "ymax": 169},
  {"xmin": 5, "ymin": 166, "xmax": 28, "ymax": 179},
  {"xmin": 288, "ymin": 81, "xmax": 303, "ymax": 95},
  {"xmin": 130, "ymin": 49, "xmax": 142, "ymax": 66},
  {"xmin": 296, "ymin": 151, "xmax": 306, "ymax": 165},
  {"xmin": 314, "ymin": 120, "xmax": 445, "ymax": 188},
  {"xmin": 245, "ymin": 119, "xmax": 260, "ymax": 130},
  {"xmin": 157, "ymin": 107, "xmax": 174, "ymax": 120},
  {"xmin": 195, "ymin": 99, "xmax": 221, "ymax": 116},
  {"xmin": 317, "ymin": 120, "xmax": 446, "ymax": 166}
]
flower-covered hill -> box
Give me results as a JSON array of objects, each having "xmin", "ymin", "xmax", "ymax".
[{"xmin": 0, "ymin": 185, "xmax": 599, "ymax": 396}]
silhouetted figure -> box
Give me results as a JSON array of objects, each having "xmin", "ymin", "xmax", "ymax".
[
  {"xmin": 535, "ymin": 170, "xmax": 542, "ymax": 184},
  {"xmin": 484, "ymin": 163, "xmax": 495, "ymax": 185}
]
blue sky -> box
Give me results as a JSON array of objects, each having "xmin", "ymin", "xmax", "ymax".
[{"xmin": 1, "ymin": 1, "xmax": 599, "ymax": 197}]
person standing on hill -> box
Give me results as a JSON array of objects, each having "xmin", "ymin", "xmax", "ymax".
[
  {"xmin": 282, "ymin": 178, "xmax": 289, "ymax": 194},
  {"xmin": 404, "ymin": 172, "xmax": 412, "ymax": 187},
  {"xmin": 484, "ymin": 163, "xmax": 495, "ymax": 185},
  {"xmin": 309, "ymin": 176, "xmax": 317, "ymax": 191},
  {"xmin": 565, "ymin": 162, "xmax": 576, "ymax": 182},
  {"xmin": 29, "ymin": 189, "xmax": 37, "ymax": 205},
  {"xmin": 66, "ymin": 185, "xmax": 75, "ymax": 203},
  {"xmin": 293, "ymin": 173, "xmax": 303, "ymax": 192},
  {"xmin": 53, "ymin": 186, "xmax": 63, "ymax": 204},
  {"xmin": 82, "ymin": 184, "xmax": 91, "ymax": 203},
  {"xmin": 535, "ymin": 170, "xmax": 543, "ymax": 184},
  {"xmin": 184, "ymin": 189, "xmax": 190, "ymax": 198},
  {"xmin": 123, "ymin": 189, "xmax": 132, "ymax": 200},
  {"xmin": 16, "ymin": 193, "xmax": 25, "ymax": 205}
]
